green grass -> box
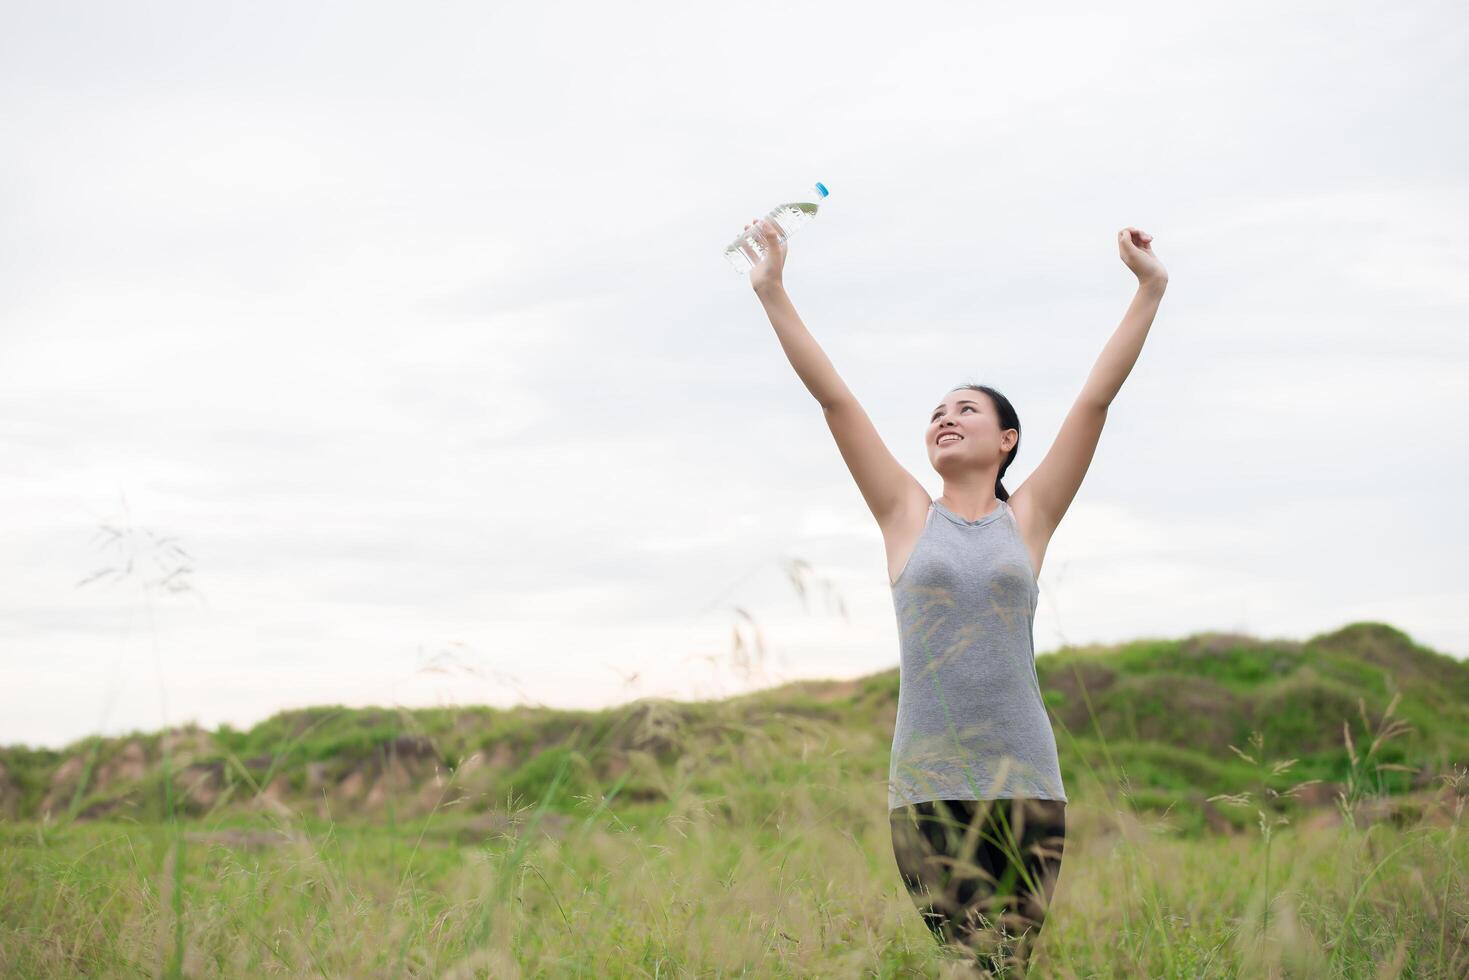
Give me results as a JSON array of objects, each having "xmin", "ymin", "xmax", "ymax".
[
  {"xmin": 3, "ymin": 620, "xmax": 1468, "ymax": 975},
  {"xmin": 2, "ymin": 713, "xmax": 1464, "ymax": 977}
]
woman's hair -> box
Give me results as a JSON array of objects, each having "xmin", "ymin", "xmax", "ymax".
[{"xmin": 949, "ymin": 383, "xmax": 1021, "ymax": 502}]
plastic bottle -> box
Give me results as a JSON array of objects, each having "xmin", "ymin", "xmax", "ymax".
[{"xmin": 724, "ymin": 182, "xmax": 830, "ymax": 275}]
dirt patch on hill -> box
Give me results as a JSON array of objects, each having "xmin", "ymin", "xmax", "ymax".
[
  {"xmin": 330, "ymin": 735, "xmax": 445, "ymax": 814},
  {"xmin": 617, "ymin": 699, "xmax": 690, "ymax": 756},
  {"xmin": 160, "ymin": 726, "xmax": 215, "ymax": 767},
  {"xmin": 99, "ymin": 741, "xmax": 148, "ymax": 785},
  {"xmin": 176, "ymin": 761, "xmax": 226, "ymax": 812},
  {"xmin": 41, "ymin": 740, "xmax": 155, "ymax": 817},
  {"xmin": 1043, "ymin": 660, "xmax": 1119, "ymax": 710}
]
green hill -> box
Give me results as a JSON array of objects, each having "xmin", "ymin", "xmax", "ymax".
[{"xmin": 3, "ymin": 621, "xmax": 1465, "ymax": 837}]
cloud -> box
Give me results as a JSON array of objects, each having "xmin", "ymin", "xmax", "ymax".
[{"xmin": 2, "ymin": 0, "xmax": 1466, "ymax": 746}]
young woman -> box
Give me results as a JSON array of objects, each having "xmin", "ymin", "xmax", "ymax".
[{"xmin": 743, "ymin": 215, "xmax": 1168, "ymax": 972}]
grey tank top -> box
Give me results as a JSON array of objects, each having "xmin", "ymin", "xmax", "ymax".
[{"xmin": 887, "ymin": 497, "xmax": 1068, "ymax": 809}]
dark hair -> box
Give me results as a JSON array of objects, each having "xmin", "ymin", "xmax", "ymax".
[{"xmin": 949, "ymin": 383, "xmax": 1021, "ymax": 502}]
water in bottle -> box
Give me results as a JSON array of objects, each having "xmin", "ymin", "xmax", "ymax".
[{"xmin": 724, "ymin": 182, "xmax": 830, "ymax": 275}]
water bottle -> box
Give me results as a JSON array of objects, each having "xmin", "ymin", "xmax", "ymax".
[{"xmin": 723, "ymin": 181, "xmax": 830, "ymax": 275}]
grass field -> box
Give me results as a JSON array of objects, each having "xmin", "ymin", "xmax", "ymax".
[
  {"xmin": 3, "ymin": 623, "xmax": 1467, "ymax": 976},
  {"xmin": 1, "ymin": 782, "xmax": 1464, "ymax": 977}
]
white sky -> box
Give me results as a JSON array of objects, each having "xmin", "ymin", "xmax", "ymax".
[{"xmin": 3, "ymin": 1, "xmax": 1466, "ymax": 747}]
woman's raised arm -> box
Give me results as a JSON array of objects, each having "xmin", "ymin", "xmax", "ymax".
[
  {"xmin": 746, "ymin": 218, "xmax": 924, "ymax": 528},
  {"xmin": 1014, "ymin": 227, "xmax": 1169, "ymax": 533},
  {"xmin": 747, "ymin": 218, "xmax": 850, "ymax": 409}
]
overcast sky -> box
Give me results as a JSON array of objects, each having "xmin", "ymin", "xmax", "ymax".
[{"xmin": 3, "ymin": 1, "xmax": 1466, "ymax": 748}]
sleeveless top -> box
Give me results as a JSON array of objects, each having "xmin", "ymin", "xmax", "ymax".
[{"xmin": 887, "ymin": 497, "xmax": 1068, "ymax": 809}]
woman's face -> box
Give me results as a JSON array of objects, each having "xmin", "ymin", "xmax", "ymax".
[{"xmin": 926, "ymin": 391, "xmax": 1011, "ymax": 473}]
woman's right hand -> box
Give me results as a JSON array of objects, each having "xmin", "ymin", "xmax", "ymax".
[{"xmin": 743, "ymin": 217, "xmax": 787, "ymax": 293}]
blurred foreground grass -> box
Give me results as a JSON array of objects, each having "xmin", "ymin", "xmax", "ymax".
[
  {"xmin": 1, "ymin": 799, "xmax": 1462, "ymax": 977},
  {"xmin": 3, "ymin": 671, "xmax": 1466, "ymax": 977}
]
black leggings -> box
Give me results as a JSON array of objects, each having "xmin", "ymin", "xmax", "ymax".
[{"xmin": 890, "ymin": 797, "xmax": 1067, "ymax": 973}]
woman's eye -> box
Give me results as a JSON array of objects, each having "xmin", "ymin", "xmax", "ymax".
[{"xmin": 932, "ymin": 405, "xmax": 977, "ymax": 421}]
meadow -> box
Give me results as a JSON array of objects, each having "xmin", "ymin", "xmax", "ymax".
[{"xmin": 2, "ymin": 622, "xmax": 1466, "ymax": 977}]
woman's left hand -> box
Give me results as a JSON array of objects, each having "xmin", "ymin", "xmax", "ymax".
[{"xmin": 1118, "ymin": 227, "xmax": 1168, "ymax": 286}]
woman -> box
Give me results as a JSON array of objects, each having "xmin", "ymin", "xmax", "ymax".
[{"xmin": 743, "ymin": 215, "xmax": 1168, "ymax": 973}]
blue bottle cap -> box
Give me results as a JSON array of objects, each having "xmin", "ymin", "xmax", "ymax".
[{"xmin": 815, "ymin": 182, "xmax": 829, "ymax": 197}]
